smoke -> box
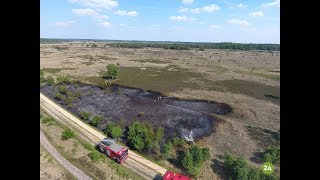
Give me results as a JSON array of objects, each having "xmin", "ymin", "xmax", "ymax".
[{"xmin": 181, "ymin": 128, "xmax": 194, "ymax": 143}]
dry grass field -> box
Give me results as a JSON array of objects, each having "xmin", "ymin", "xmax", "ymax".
[{"xmin": 40, "ymin": 42, "xmax": 280, "ymax": 179}]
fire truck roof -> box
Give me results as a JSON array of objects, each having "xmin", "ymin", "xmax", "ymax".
[{"xmin": 109, "ymin": 142, "xmax": 123, "ymax": 153}]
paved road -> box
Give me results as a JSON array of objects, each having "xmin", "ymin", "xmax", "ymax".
[
  {"xmin": 40, "ymin": 130, "xmax": 92, "ymax": 180},
  {"xmin": 40, "ymin": 93, "xmax": 167, "ymax": 180}
]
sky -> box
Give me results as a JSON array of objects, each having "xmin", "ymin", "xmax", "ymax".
[{"xmin": 40, "ymin": 0, "xmax": 280, "ymax": 43}]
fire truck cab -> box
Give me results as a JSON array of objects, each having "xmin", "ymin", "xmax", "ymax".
[
  {"xmin": 163, "ymin": 171, "xmax": 192, "ymax": 180},
  {"xmin": 98, "ymin": 138, "xmax": 128, "ymax": 164}
]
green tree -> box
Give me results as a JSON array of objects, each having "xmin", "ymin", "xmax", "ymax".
[
  {"xmin": 190, "ymin": 145, "xmax": 204, "ymax": 167},
  {"xmin": 262, "ymin": 146, "xmax": 280, "ymax": 164},
  {"xmin": 172, "ymin": 137, "xmax": 186, "ymax": 147},
  {"xmin": 90, "ymin": 115, "xmax": 104, "ymax": 126},
  {"xmin": 181, "ymin": 150, "xmax": 193, "ymax": 171},
  {"xmin": 80, "ymin": 111, "xmax": 92, "ymax": 121},
  {"xmin": 126, "ymin": 121, "xmax": 154, "ymax": 151},
  {"xmin": 104, "ymin": 122, "xmax": 123, "ymax": 139},
  {"xmin": 161, "ymin": 141, "xmax": 173, "ymax": 159},
  {"xmin": 106, "ymin": 64, "xmax": 119, "ymax": 79},
  {"xmin": 155, "ymin": 127, "xmax": 164, "ymax": 142},
  {"xmin": 232, "ymin": 157, "xmax": 249, "ymax": 180}
]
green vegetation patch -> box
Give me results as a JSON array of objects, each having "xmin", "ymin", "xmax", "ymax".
[
  {"xmin": 116, "ymin": 66, "xmax": 204, "ymax": 93},
  {"xmin": 83, "ymin": 76, "xmax": 105, "ymax": 85},
  {"xmin": 207, "ymin": 79, "xmax": 280, "ymax": 104},
  {"xmin": 133, "ymin": 58, "xmax": 167, "ymax": 64},
  {"xmin": 224, "ymin": 152, "xmax": 278, "ymax": 180},
  {"xmin": 61, "ymin": 126, "xmax": 75, "ymax": 140},
  {"xmin": 234, "ymin": 69, "xmax": 280, "ymax": 81},
  {"xmin": 262, "ymin": 146, "xmax": 280, "ymax": 164}
]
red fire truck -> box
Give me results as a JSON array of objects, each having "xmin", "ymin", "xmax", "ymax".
[
  {"xmin": 163, "ymin": 171, "xmax": 192, "ymax": 180},
  {"xmin": 98, "ymin": 138, "xmax": 128, "ymax": 164}
]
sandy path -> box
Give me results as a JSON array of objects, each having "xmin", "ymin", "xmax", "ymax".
[
  {"xmin": 40, "ymin": 130, "xmax": 92, "ymax": 180},
  {"xmin": 40, "ymin": 93, "xmax": 167, "ymax": 179}
]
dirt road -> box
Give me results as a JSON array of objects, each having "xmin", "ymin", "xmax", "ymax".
[
  {"xmin": 40, "ymin": 93, "xmax": 167, "ymax": 180},
  {"xmin": 40, "ymin": 130, "xmax": 91, "ymax": 180}
]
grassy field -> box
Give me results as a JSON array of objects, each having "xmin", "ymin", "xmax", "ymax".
[{"xmin": 41, "ymin": 43, "xmax": 280, "ymax": 179}]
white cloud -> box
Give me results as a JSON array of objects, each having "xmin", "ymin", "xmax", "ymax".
[
  {"xmin": 262, "ymin": 0, "xmax": 280, "ymax": 8},
  {"xmin": 188, "ymin": 4, "xmax": 220, "ymax": 14},
  {"xmin": 94, "ymin": 14, "xmax": 109, "ymax": 21},
  {"xmin": 115, "ymin": 10, "xmax": 139, "ymax": 16},
  {"xmin": 202, "ymin": 4, "xmax": 220, "ymax": 12},
  {"xmin": 237, "ymin": 3, "xmax": 248, "ymax": 8},
  {"xmin": 99, "ymin": 21, "xmax": 111, "ymax": 27},
  {"xmin": 249, "ymin": 11, "xmax": 264, "ymax": 17},
  {"xmin": 178, "ymin": 7, "xmax": 189, "ymax": 13},
  {"xmin": 190, "ymin": 8, "xmax": 200, "ymax": 14},
  {"xmin": 228, "ymin": 19, "xmax": 251, "ymax": 27},
  {"xmin": 209, "ymin": 25, "xmax": 222, "ymax": 31},
  {"xmin": 170, "ymin": 16, "xmax": 188, "ymax": 21},
  {"xmin": 68, "ymin": 0, "xmax": 118, "ymax": 9},
  {"xmin": 169, "ymin": 16, "xmax": 197, "ymax": 22},
  {"xmin": 54, "ymin": 20, "xmax": 76, "ymax": 27},
  {"xmin": 72, "ymin": 8, "xmax": 108, "ymax": 21},
  {"xmin": 72, "ymin": 8, "xmax": 97, "ymax": 16},
  {"xmin": 182, "ymin": 0, "xmax": 194, "ymax": 5}
]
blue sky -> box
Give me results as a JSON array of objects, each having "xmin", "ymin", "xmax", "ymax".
[{"xmin": 40, "ymin": 0, "xmax": 280, "ymax": 43}]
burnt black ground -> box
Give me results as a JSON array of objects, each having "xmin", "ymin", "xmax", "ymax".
[{"xmin": 41, "ymin": 83, "xmax": 231, "ymax": 141}]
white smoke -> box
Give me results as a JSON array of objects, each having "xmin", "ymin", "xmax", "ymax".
[{"xmin": 181, "ymin": 128, "xmax": 194, "ymax": 143}]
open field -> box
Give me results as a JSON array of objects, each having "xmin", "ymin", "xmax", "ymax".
[
  {"xmin": 41, "ymin": 42, "xmax": 280, "ymax": 179},
  {"xmin": 40, "ymin": 145, "xmax": 77, "ymax": 180}
]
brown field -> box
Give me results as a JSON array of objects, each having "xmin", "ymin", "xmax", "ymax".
[{"xmin": 40, "ymin": 42, "xmax": 280, "ymax": 179}]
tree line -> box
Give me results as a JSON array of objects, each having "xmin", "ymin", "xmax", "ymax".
[{"xmin": 108, "ymin": 42, "xmax": 280, "ymax": 51}]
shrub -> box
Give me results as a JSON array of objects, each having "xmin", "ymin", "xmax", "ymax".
[
  {"xmin": 57, "ymin": 76, "xmax": 71, "ymax": 84},
  {"xmin": 74, "ymin": 91, "xmax": 82, "ymax": 98},
  {"xmin": 155, "ymin": 127, "xmax": 164, "ymax": 142},
  {"xmin": 179, "ymin": 145, "xmax": 211, "ymax": 177},
  {"xmin": 106, "ymin": 64, "xmax": 119, "ymax": 79},
  {"xmin": 83, "ymin": 142, "xmax": 95, "ymax": 151},
  {"xmin": 181, "ymin": 150, "xmax": 195, "ymax": 174},
  {"xmin": 172, "ymin": 137, "xmax": 187, "ymax": 147},
  {"xmin": 90, "ymin": 115, "xmax": 104, "ymax": 126},
  {"xmin": 42, "ymin": 116, "xmax": 55, "ymax": 124},
  {"xmin": 88, "ymin": 150, "xmax": 102, "ymax": 162},
  {"xmin": 58, "ymin": 85, "xmax": 68, "ymax": 95},
  {"xmin": 54, "ymin": 91, "xmax": 64, "ymax": 101},
  {"xmin": 126, "ymin": 121, "xmax": 154, "ymax": 151},
  {"xmin": 104, "ymin": 122, "xmax": 123, "ymax": 139},
  {"xmin": 61, "ymin": 126, "xmax": 75, "ymax": 140},
  {"xmin": 262, "ymin": 146, "xmax": 280, "ymax": 164},
  {"xmin": 46, "ymin": 76, "xmax": 55, "ymax": 85},
  {"xmin": 162, "ymin": 141, "xmax": 173, "ymax": 159},
  {"xmin": 223, "ymin": 152, "xmax": 278, "ymax": 180},
  {"xmin": 80, "ymin": 111, "xmax": 92, "ymax": 121}
]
